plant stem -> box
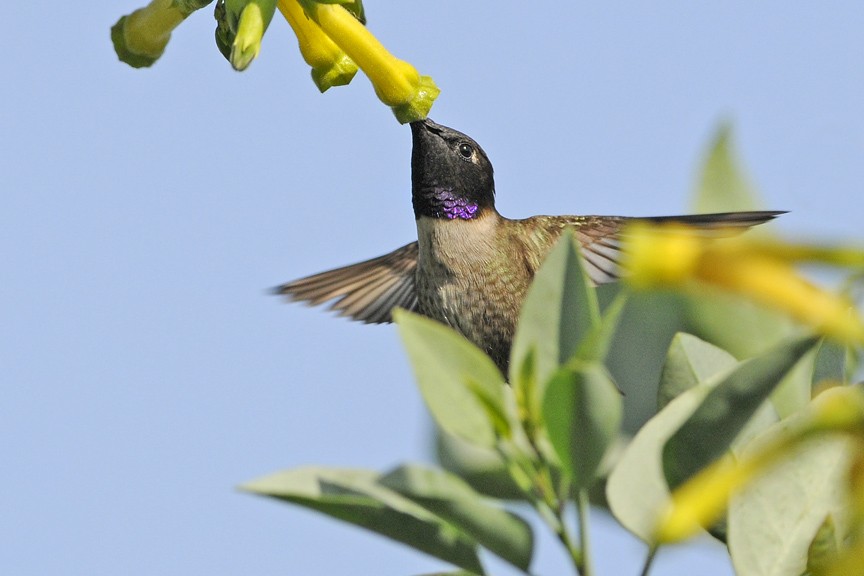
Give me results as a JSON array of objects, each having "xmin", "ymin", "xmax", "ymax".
[
  {"xmin": 498, "ymin": 442, "xmax": 585, "ymax": 574},
  {"xmin": 555, "ymin": 511, "xmax": 584, "ymax": 574},
  {"xmin": 639, "ymin": 545, "xmax": 659, "ymax": 576},
  {"xmin": 575, "ymin": 489, "xmax": 594, "ymax": 576}
]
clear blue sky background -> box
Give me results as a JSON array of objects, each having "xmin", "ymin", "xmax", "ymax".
[{"xmin": 3, "ymin": 2, "xmax": 864, "ymax": 575}]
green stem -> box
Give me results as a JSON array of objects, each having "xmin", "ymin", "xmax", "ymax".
[
  {"xmin": 498, "ymin": 442, "xmax": 584, "ymax": 574},
  {"xmin": 555, "ymin": 511, "xmax": 584, "ymax": 574},
  {"xmin": 639, "ymin": 545, "xmax": 659, "ymax": 576},
  {"xmin": 575, "ymin": 489, "xmax": 593, "ymax": 576}
]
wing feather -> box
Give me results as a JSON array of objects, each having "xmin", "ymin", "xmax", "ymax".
[
  {"xmin": 276, "ymin": 242, "xmax": 419, "ymax": 324},
  {"xmin": 564, "ymin": 210, "xmax": 783, "ymax": 286}
]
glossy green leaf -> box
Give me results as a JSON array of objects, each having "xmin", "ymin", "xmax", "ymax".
[
  {"xmin": 606, "ymin": 385, "xmax": 712, "ymax": 542},
  {"xmin": 657, "ymin": 333, "xmax": 737, "ymax": 409},
  {"xmin": 543, "ymin": 362, "xmax": 622, "ymax": 490},
  {"xmin": 510, "ymin": 233, "xmax": 600, "ymax": 395},
  {"xmin": 241, "ymin": 467, "xmax": 484, "ymax": 574},
  {"xmin": 728, "ymin": 420, "xmax": 855, "ymax": 576},
  {"xmin": 663, "ymin": 335, "xmax": 819, "ymax": 490},
  {"xmin": 394, "ymin": 309, "xmax": 508, "ymax": 447},
  {"xmin": 380, "ymin": 465, "xmax": 533, "ymax": 572}
]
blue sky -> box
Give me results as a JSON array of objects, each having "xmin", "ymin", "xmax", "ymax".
[{"xmin": 3, "ymin": 2, "xmax": 863, "ymax": 575}]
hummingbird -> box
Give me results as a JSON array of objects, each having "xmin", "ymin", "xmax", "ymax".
[{"xmin": 276, "ymin": 119, "xmax": 782, "ymax": 375}]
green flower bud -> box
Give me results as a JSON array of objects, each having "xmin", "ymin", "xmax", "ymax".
[
  {"xmin": 111, "ymin": 0, "xmax": 213, "ymax": 68},
  {"xmin": 223, "ymin": 0, "xmax": 278, "ymax": 70}
]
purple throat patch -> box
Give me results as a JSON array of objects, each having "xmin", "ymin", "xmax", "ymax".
[{"xmin": 433, "ymin": 188, "xmax": 479, "ymax": 220}]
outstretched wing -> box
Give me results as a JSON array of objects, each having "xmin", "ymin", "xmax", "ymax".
[
  {"xmin": 275, "ymin": 242, "xmax": 419, "ymax": 324},
  {"xmin": 565, "ymin": 210, "xmax": 785, "ymax": 286}
]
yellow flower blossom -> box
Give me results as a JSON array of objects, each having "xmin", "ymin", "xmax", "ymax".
[
  {"xmin": 296, "ymin": 1, "xmax": 440, "ymax": 122},
  {"xmin": 278, "ymin": 0, "xmax": 358, "ymax": 91},
  {"xmin": 623, "ymin": 223, "xmax": 864, "ymax": 344},
  {"xmin": 654, "ymin": 386, "xmax": 864, "ymax": 543}
]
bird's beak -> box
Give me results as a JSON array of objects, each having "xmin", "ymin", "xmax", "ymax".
[{"xmin": 410, "ymin": 118, "xmax": 439, "ymax": 151}]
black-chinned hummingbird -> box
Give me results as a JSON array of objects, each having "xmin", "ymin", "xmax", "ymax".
[{"xmin": 277, "ymin": 119, "xmax": 782, "ymax": 374}]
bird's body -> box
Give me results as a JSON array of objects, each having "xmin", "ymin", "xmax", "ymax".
[{"xmin": 278, "ymin": 119, "xmax": 782, "ymax": 375}]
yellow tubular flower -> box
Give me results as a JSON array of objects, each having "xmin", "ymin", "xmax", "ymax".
[
  {"xmin": 299, "ymin": 1, "xmax": 440, "ymax": 122},
  {"xmin": 654, "ymin": 451, "xmax": 776, "ymax": 543},
  {"xmin": 624, "ymin": 223, "xmax": 864, "ymax": 344},
  {"xmin": 278, "ymin": 0, "xmax": 357, "ymax": 91},
  {"xmin": 655, "ymin": 387, "xmax": 864, "ymax": 544}
]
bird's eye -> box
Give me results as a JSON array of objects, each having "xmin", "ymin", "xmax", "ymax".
[{"xmin": 457, "ymin": 142, "xmax": 474, "ymax": 159}]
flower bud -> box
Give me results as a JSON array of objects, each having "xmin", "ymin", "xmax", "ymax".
[{"xmin": 112, "ymin": 0, "xmax": 213, "ymax": 68}]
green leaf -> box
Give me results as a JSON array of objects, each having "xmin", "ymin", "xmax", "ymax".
[
  {"xmin": 510, "ymin": 233, "xmax": 600, "ymax": 403},
  {"xmin": 601, "ymin": 288, "xmax": 690, "ymax": 433},
  {"xmin": 241, "ymin": 467, "xmax": 484, "ymax": 574},
  {"xmin": 435, "ymin": 430, "xmax": 526, "ymax": 501},
  {"xmin": 380, "ymin": 465, "xmax": 533, "ymax": 572},
  {"xmin": 662, "ymin": 335, "xmax": 819, "ymax": 490},
  {"xmin": 683, "ymin": 291, "xmax": 794, "ymax": 357},
  {"xmin": 543, "ymin": 363, "xmax": 622, "ymax": 490},
  {"xmin": 691, "ymin": 122, "xmax": 764, "ymax": 214},
  {"xmin": 681, "ymin": 291, "xmax": 812, "ymax": 419},
  {"xmin": 813, "ymin": 338, "xmax": 847, "ymax": 385},
  {"xmin": 394, "ymin": 310, "xmax": 509, "ymax": 447},
  {"xmin": 213, "ymin": 0, "xmax": 233, "ymax": 61},
  {"xmin": 806, "ymin": 515, "xmax": 839, "ymax": 576},
  {"xmin": 575, "ymin": 290, "xmax": 629, "ymax": 364},
  {"xmin": 657, "ymin": 333, "xmax": 737, "ymax": 410},
  {"xmin": 728, "ymin": 422, "xmax": 855, "ymax": 576},
  {"xmin": 770, "ymin": 343, "xmax": 818, "ymax": 420},
  {"xmin": 606, "ymin": 385, "xmax": 712, "ymax": 542}
]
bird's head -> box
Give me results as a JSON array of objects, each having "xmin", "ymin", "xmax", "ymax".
[{"xmin": 410, "ymin": 119, "xmax": 495, "ymax": 220}]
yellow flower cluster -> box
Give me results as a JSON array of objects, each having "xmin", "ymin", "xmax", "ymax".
[
  {"xmin": 112, "ymin": 0, "xmax": 439, "ymax": 122},
  {"xmin": 289, "ymin": 0, "xmax": 439, "ymax": 122}
]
